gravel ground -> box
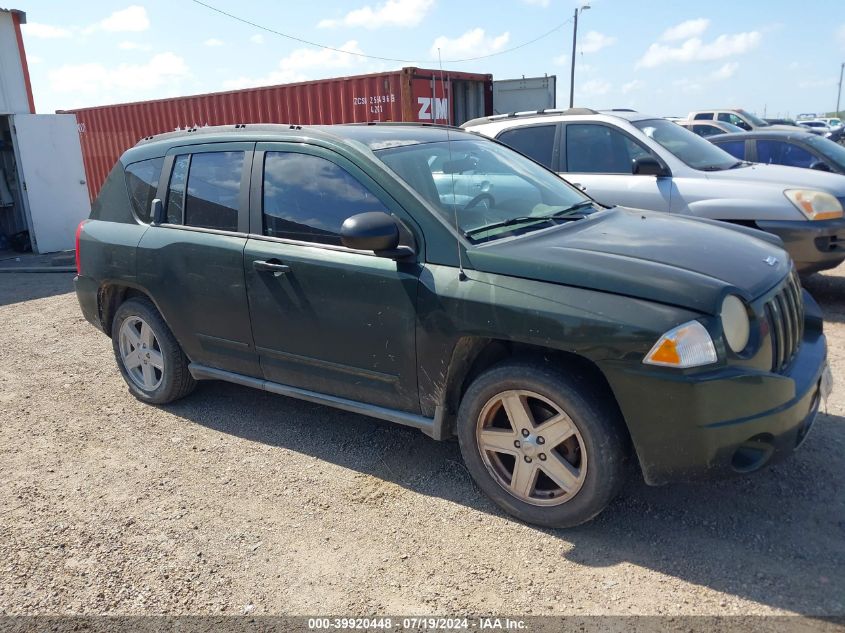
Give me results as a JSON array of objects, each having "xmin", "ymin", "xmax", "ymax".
[{"xmin": 0, "ymin": 268, "xmax": 843, "ymax": 618}]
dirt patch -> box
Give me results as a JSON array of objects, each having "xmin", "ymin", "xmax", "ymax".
[{"xmin": 0, "ymin": 271, "xmax": 843, "ymax": 616}]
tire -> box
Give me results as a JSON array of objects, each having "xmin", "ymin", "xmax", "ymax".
[
  {"xmin": 111, "ymin": 297, "xmax": 196, "ymax": 404},
  {"xmin": 456, "ymin": 360, "xmax": 627, "ymax": 528}
]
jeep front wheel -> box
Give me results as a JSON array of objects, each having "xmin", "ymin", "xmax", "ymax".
[{"xmin": 457, "ymin": 361, "xmax": 627, "ymax": 528}]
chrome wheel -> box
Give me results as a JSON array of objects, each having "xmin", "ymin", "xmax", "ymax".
[
  {"xmin": 118, "ymin": 316, "xmax": 164, "ymax": 391},
  {"xmin": 476, "ymin": 389, "xmax": 587, "ymax": 506}
]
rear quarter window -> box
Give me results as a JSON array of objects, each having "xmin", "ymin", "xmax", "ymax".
[{"xmin": 124, "ymin": 157, "xmax": 164, "ymax": 223}]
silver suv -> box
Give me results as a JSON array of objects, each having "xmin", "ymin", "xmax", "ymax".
[{"xmin": 464, "ymin": 108, "xmax": 845, "ymax": 274}]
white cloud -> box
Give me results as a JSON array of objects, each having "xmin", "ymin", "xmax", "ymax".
[
  {"xmin": 250, "ymin": 34, "xmax": 264, "ymax": 44},
  {"xmin": 636, "ymin": 31, "xmax": 761, "ymax": 68},
  {"xmin": 48, "ymin": 52, "xmax": 188, "ymax": 98},
  {"xmin": 204, "ymin": 38, "xmax": 224, "ymax": 47},
  {"xmin": 119, "ymin": 41, "xmax": 152, "ymax": 51},
  {"xmin": 672, "ymin": 78, "xmax": 703, "ymax": 94},
  {"xmin": 521, "ymin": 0, "xmax": 550, "ymax": 6},
  {"xmin": 223, "ymin": 41, "xmax": 366, "ymax": 89},
  {"xmin": 22, "ymin": 22, "xmax": 72, "ymax": 38},
  {"xmin": 96, "ymin": 5, "xmax": 150, "ymax": 32},
  {"xmin": 27, "ymin": 55, "xmax": 42, "ymax": 65},
  {"xmin": 318, "ymin": 0, "xmax": 434, "ymax": 29},
  {"xmin": 579, "ymin": 31, "xmax": 616, "ymax": 54},
  {"xmin": 578, "ymin": 78, "xmax": 611, "ymax": 97},
  {"xmin": 709, "ymin": 61, "xmax": 738, "ymax": 80},
  {"xmin": 661, "ymin": 18, "xmax": 710, "ymax": 42},
  {"xmin": 621, "ymin": 79, "xmax": 645, "ymax": 94},
  {"xmin": 798, "ymin": 77, "xmax": 838, "ymax": 89},
  {"xmin": 430, "ymin": 28, "xmax": 509, "ymax": 59}
]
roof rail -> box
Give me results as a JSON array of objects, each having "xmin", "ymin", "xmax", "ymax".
[{"xmin": 462, "ymin": 107, "xmax": 599, "ymax": 128}]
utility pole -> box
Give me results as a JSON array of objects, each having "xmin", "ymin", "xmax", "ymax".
[
  {"xmin": 569, "ymin": 4, "xmax": 590, "ymax": 108},
  {"xmin": 837, "ymin": 62, "xmax": 844, "ymax": 116}
]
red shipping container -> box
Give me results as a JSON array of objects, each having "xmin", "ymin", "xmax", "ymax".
[{"xmin": 59, "ymin": 66, "xmax": 493, "ymax": 201}]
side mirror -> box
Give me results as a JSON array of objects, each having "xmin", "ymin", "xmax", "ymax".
[
  {"xmin": 151, "ymin": 198, "xmax": 165, "ymax": 224},
  {"xmin": 810, "ymin": 161, "xmax": 832, "ymax": 172},
  {"xmin": 632, "ymin": 156, "xmax": 668, "ymax": 177},
  {"xmin": 341, "ymin": 212, "xmax": 414, "ymax": 260},
  {"xmin": 736, "ymin": 121, "xmax": 751, "ymax": 131}
]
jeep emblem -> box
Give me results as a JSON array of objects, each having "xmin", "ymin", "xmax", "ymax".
[{"xmin": 764, "ymin": 256, "xmax": 778, "ymax": 266}]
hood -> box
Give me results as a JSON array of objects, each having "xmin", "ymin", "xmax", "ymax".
[
  {"xmin": 708, "ymin": 162, "xmax": 845, "ymax": 196},
  {"xmin": 466, "ymin": 207, "xmax": 791, "ymax": 314}
]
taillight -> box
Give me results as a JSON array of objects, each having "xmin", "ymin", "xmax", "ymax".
[{"xmin": 75, "ymin": 220, "xmax": 88, "ymax": 275}]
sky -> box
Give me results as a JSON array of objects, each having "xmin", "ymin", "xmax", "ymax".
[{"xmin": 15, "ymin": 0, "xmax": 845, "ymax": 119}]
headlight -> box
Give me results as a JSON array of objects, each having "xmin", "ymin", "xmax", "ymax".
[
  {"xmin": 783, "ymin": 189, "xmax": 843, "ymax": 221},
  {"xmin": 720, "ymin": 295, "xmax": 750, "ymax": 353},
  {"xmin": 643, "ymin": 321, "xmax": 717, "ymax": 368}
]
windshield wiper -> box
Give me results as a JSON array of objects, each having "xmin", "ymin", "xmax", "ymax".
[
  {"xmin": 546, "ymin": 200, "xmax": 597, "ymax": 217},
  {"xmin": 463, "ymin": 215, "xmax": 554, "ymax": 238},
  {"xmin": 463, "ymin": 201, "xmax": 594, "ymax": 238}
]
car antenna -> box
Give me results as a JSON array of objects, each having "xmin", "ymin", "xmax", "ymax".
[{"xmin": 439, "ymin": 48, "xmax": 467, "ymax": 282}]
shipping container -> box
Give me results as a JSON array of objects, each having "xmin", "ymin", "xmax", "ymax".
[
  {"xmin": 60, "ymin": 67, "xmax": 493, "ymax": 200},
  {"xmin": 493, "ymin": 75, "xmax": 556, "ymax": 114}
]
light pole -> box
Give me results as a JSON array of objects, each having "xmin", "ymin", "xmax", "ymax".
[
  {"xmin": 837, "ymin": 62, "xmax": 844, "ymax": 116},
  {"xmin": 569, "ymin": 3, "xmax": 590, "ymax": 108}
]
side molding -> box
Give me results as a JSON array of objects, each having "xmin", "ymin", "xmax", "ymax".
[{"xmin": 188, "ymin": 363, "xmax": 447, "ymax": 439}]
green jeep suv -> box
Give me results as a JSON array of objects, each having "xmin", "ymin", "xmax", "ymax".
[{"xmin": 74, "ymin": 123, "xmax": 832, "ymax": 527}]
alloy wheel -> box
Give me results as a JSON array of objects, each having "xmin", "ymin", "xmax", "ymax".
[
  {"xmin": 476, "ymin": 389, "xmax": 587, "ymax": 506},
  {"xmin": 118, "ymin": 316, "xmax": 164, "ymax": 391}
]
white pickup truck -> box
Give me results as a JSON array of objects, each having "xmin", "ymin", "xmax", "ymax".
[{"xmin": 687, "ymin": 109, "xmax": 806, "ymax": 133}]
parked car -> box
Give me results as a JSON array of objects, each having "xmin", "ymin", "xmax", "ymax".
[
  {"xmin": 797, "ymin": 120, "xmax": 832, "ymax": 136},
  {"xmin": 765, "ymin": 118, "xmax": 798, "ymax": 126},
  {"xmin": 464, "ymin": 108, "xmax": 845, "ymax": 274},
  {"xmin": 676, "ymin": 120, "xmax": 745, "ymax": 138},
  {"xmin": 688, "ymin": 109, "xmax": 806, "ymax": 132},
  {"xmin": 819, "ymin": 117, "xmax": 843, "ymax": 131},
  {"xmin": 75, "ymin": 123, "xmax": 832, "ymax": 528},
  {"xmin": 708, "ymin": 130, "xmax": 845, "ymax": 175}
]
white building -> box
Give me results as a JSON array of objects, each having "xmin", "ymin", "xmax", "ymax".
[{"xmin": 1, "ymin": 8, "xmax": 90, "ymax": 254}]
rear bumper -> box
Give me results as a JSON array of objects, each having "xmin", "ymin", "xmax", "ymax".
[
  {"xmin": 74, "ymin": 274, "xmax": 103, "ymax": 333},
  {"xmin": 756, "ymin": 218, "xmax": 845, "ymax": 274},
  {"xmin": 600, "ymin": 297, "xmax": 829, "ymax": 485}
]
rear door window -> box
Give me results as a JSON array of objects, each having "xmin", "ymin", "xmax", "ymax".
[
  {"xmin": 184, "ymin": 151, "xmax": 244, "ymax": 231},
  {"xmin": 693, "ymin": 113, "xmax": 714, "ymax": 120},
  {"xmin": 757, "ymin": 140, "xmax": 815, "ymax": 168},
  {"xmin": 496, "ymin": 125, "xmax": 556, "ymax": 169},
  {"xmin": 262, "ymin": 152, "xmax": 387, "ymax": 246},
  {"xmin": 125, "ymin": 157, "xmax": 163, "ymax": 223},
  {"xmin": 713, "ymin": 140, "xmax": 746, "ymax": 160},
  {"xmin": 165, "ymin": 155, "xmax": 189, "ymax": 224}
]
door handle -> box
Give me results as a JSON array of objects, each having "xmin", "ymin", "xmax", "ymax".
[
  {"xmin": 572, "ymin": 182, "xmax": 587, "ymax": 191},
  {"xmin": 253, "ymin": 259, "xmax": 291, "ymax": 276}
]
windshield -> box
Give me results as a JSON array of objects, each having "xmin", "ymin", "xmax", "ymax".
[
  {"xmin": 737, "ymin": 109, "xmax": 769, "ymax": 127},
  {"xmin": 805, "ymin": 134, "xmax": 845, "ymax": 166},
  {"xmin": 373, "ymin": 138, "xmax": 594, "ymax": 242},
  {"xmin": 633, "ymin": 119, "xmax": 740, "ymax": 171}
]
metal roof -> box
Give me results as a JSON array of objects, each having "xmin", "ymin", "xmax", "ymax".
[{"xmin": 0, "ymin": 8, "xmax": 26, "ymax": 23}]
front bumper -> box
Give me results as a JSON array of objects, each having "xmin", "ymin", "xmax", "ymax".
[
  {"xmin": 756, "ymin": 218, "xmax": 845, "ymax": 274},
  {"xmin": 600, "ymin": 294, "xmax": 829, "ymax": 485}
]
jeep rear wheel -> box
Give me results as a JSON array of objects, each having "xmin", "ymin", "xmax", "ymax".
[
  {"xmin": 457, "ymin": 361, "xmax": 627, "ymax": 528},
  {"xmin": 111, "ymin": 297, "xmax": 196, "ymax": 404}
]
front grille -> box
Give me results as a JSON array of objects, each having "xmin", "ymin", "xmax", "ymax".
[{"xmin": 765, "ymin": 272, "xmax": 804, "ymax": 372}]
